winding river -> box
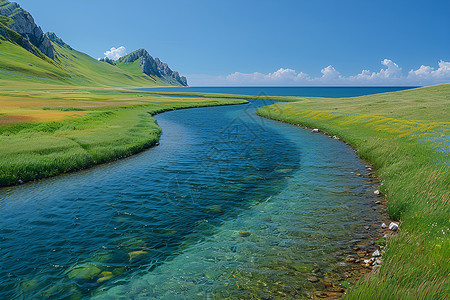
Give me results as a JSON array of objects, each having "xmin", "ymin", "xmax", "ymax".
[{"xmin": 0, "ymin": 90, "xmax": 398, "ymax": 299}]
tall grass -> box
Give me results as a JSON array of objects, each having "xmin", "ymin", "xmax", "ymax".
[{"xmin": 256, "ymin": 84, "xmax": 450, "ymax": 299}]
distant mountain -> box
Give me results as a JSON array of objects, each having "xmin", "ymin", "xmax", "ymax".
[
  {"xmin": 117, "ymin": 49, "xmax": 188, "ymax": 86},
  {"xmin": 0, "ymin": 0, "xmax": 188, "ymax": 87}
]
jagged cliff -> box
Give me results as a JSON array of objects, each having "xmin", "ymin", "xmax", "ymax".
[
  {"xmin": 117, "ymin": 49, "xmax": 188, "ymax": 86},
  {"xmin": 0, "ymin": 0, "xmax": 54, "ymax": 58}
]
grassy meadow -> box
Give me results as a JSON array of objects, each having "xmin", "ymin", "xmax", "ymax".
[
  {"xmin": 257, "ymin": 84, "xmax": 450, "ymax": 299},
  {"xmin": 0, "ymin": 84, "xmax": 246, "ymax": 186}
]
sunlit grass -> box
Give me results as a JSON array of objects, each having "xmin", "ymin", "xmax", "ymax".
[
  {"xmin": 256, "ymin": 84, "xmax": 450, "ymax": 299},
  {"xmin": 0, "ymin": 100, "xmax": 246, "ymax": 186}
]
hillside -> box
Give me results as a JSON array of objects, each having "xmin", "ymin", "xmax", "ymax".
[{"xmin": 0, "ymin": 0, "xmax": 187, "ymax": 87}]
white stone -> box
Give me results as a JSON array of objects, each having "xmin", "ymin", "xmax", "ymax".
[
  {"xmin": 372, "ymin": 250, "xmax": 381, "ymax": 257},
  {"xmin": 374, "ymin": 190, "xmax": 380, "ymax": 195},
  {"xmin": 389, "ymin": 222, "xmax": 399, "ymax": 231},
  {"xmin": 312, "ymin": 129, "xmax": 320, "ymax": 133}
]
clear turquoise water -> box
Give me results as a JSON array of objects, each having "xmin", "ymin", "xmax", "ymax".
[{"xmin": 0, "ymin": 88, "xmax": 405, "ymax": 299}]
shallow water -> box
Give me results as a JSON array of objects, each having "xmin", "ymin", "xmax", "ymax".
[{"xmin": 0, "ymin": 98, "xmax": 386, "ymax": 299}]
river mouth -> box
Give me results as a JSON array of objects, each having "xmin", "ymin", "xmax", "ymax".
[{"xmin": 0, "ymin": 99, "xmax": 387, "ymax": 299}]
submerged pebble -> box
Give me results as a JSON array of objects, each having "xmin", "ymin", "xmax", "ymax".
[
  {"xmin": 307, "ymin": 276, "xmax": 320, "ymax": 283},
  {"xmin": 239, "ymin": 231, "xmax": 251, "ymax": 237}
]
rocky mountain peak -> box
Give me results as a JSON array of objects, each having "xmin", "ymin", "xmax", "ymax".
[
  {"xmin": 0, "ymin": 0, "xmax": 55, "ymax": 59},
  {"xmin": 118, "ymin": 48, "xmax": 151, "ymax": 63},
  {"xmin": 117, "ymin": 49, "xmax": 188, "ymax": 86}
]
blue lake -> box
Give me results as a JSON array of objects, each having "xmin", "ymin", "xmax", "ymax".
[
  {"xmin": 142, "ymin": 86, "xmax": 417, "ymax": 97},
  {"xmin": 0, "ymin": 87, "xmax": 409, "ymax": 299}
]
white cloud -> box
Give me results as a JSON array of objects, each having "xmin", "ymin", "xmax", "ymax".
[
  {"xmin": 435, "ymin": 60, "xmax": 450, "ymax": 78},
  {"xmin": 226, "ymin": 68, "xmax": 309, "ymax": 84},
  {"xmin": 317, "ymin": 65, "xmax": 341, "ymax": 83},
  {"xmin": 378, "ymin": 59, "xmax": 402, "ymax": 78},
  {"xmin": 349, "ymin": 59, "xmax": 402, "ymax": 82},
  {"xmin": 320, "ymin": 65, "xmax": 340, "ymax": 79},
  {"xmin": 103, "ymin": 46, "xmax": 127, "ymax": 60},
  {"xmin": 409, "ymin": 65, "xmax": 434, "ymax": 78},
  {"xmin": 408, "ymin": 60, "xmax": 450, "ymax": 81},
  {"xmin": 188, "ymin": 59, "xmax": 450, "ymax": 86}
]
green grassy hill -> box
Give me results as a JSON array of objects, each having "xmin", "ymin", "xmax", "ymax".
[
  {"xmin": 52, "ymin": 43, "xmax": 170, "ymax": 87},
  {"xmin": 0, "ymin": 37, "xmax": 171, "ymax": 87}
]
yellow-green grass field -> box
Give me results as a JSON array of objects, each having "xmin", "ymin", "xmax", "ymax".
[
  {"xmin": 0, "ymin": 83, "xmax": 246, "ymax": 186},
  {"xmin": 256, "ymin": 84, "xmax": 449, "ymax": 299}
]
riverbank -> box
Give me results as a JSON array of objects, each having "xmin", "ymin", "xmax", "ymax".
[
  {"xmin": 0, "ymin": 85, "xmax": 246, "ymax": 186},
  {"xmin": 256, "ymin": 84, "xmax": 450, "ymax": 299}
]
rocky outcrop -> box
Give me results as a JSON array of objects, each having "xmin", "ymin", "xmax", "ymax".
[
  {"xmin": 0, "ymin": 0, "xmax": 55, "ymax": 59},
  {"xmin": 155, "ymin": 58, "xmax": 188, "ymax": 86},
  {"xmin": 46, "ymin": 32, "xmax": 73, "ymax": 50},
  {"xmin": 117, "ymin": 49, "xmax": 188, "ymax": 86},
  {"xmin": 0, "ymin": 16, "xmax": 40, "ymax": 57}
]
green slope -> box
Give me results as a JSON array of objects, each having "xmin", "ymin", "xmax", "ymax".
[
  {"xmin": 0, "ymin": 34, "xmax": 171, "ymax": 87},
  {"xmin": 52, "ymin": 43, "xmax": 170, "ymax": 87},
  {"xmin": 0, "ymin": 40, "xmax": 70, "ymax": 84}
]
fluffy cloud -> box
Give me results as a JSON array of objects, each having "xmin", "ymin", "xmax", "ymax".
[
  {"xmin": 319, "ymin": 65, "xmax": 341, "ymax": 81},
  {"xmin": 226, "ymin": 68, "xmax": 309, "ymax": 84},
  {"xmin": 103, "ymin": 46, "xmax": 127, "ymax": 60},
  {"xmin": 379, "ymin": 59, "xmax": 402, "ymax": 78},
  {"xmin": 188, "ymin": 59, "xmax": 450, "ymax": 86},
  {"xmin": 348, "ymin": 59, "xmax": 403, "ymax": 83},
  {"xmin": 408, "ymin": 60, "xmax": 450, "ymax": 81}
]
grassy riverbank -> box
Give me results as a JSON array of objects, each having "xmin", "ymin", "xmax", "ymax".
[
  {"xmin": 0, "ymin": 85, "xmax": 246, "ymax": 186},
  {"xmin": 256, "ymin": 84, "xmax": 450, "ymax": 299}
]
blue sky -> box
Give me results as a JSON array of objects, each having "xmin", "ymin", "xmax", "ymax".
[{"xmin": 17, "ymin": 0, "xmax": 450, "ymax": 86}]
